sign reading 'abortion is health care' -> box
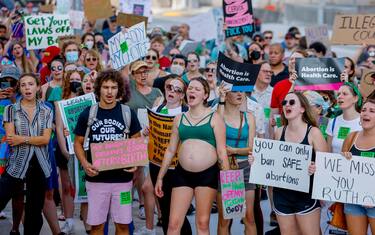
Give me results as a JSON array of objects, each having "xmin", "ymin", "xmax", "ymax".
[
  {"xmin": 250, "ymin": 138, "xmax": 312, "ymax": 193},
  {"xmin": 312, "ymin": 152, "xmax": 375, "ymax": 206},
  {"xmin": 220, "ymin": 170, "xmax": 246, "ymax": 219},
  {"xmin": 91, "ymin": 138, "xmax": 149, "ymax": 171},
  {"xmin": 25, "ymin": 14, "xmax": 73, "ymax": 50},
  {"xmin": 109, "ymin": 22, "xmax": 149, "ymax": 70}
]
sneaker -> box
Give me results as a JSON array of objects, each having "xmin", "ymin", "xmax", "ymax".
[
  {"xmin": 138, "ymin": 205, "xmax": 146, "ymax": 220},
  {"xmin": 0, "ymin": 211, "xmax": 6, "ymax": 220},
  {"xmin": 61, "ymin": 221, "xmax": 74, "ymax": 234},
  {"xmin": 134, "ymin": 226, "xmax": 156, "ymax": 235}
]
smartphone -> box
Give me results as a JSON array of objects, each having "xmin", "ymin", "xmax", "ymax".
[{"xmin": 0, "ymin": 82, "xmax": 10, "ymax": 90}]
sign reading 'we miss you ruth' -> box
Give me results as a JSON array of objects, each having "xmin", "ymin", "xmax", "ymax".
[{"xmin": 223, "ymin": 0, "xmax": 255, "ymax": 38}]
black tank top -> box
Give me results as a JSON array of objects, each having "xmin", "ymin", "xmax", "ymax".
[{"xmin": 350, "ymin": 138, "xmax": 375, "ymax": 158}]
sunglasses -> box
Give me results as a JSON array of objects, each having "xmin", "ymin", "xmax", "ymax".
[
  {"xmin": 86, "ymin": 57, "xmax": 97, "ymax": 62},
  {"xmin": 205, "ymin": 68, "xmax": 216, "ymax": 73},
  {"xmin": 146, "ymin": 55, "xmax": 157, "ymax": 61},
  {"xmin": 1, "ymin": 60, "xmax": 13, "ymax": 65},
  {"xmin": 282, "ymin": 99, "xmax": 296, "ymax": 106},
  {"xmin": 166, "ymin": 84, "xmax": 183, "ymax": 94},
  {"xmin": 265, "ymin": 36, "xmax": 273, "ymax": 40},
  {"xmin": 169, "ymin": 53, "xmax": 177, "ymax": 57},
  {"xmin": 51, "ymin": 65, "xmax": 63, "ymax": 71},
  {"xmin": 188, "ymin": 59, "xmax": 198, "ymax": 63},
  {"xmin": 134, "ymin": 70, "xmax": 149, "ymax": 75},
  {"xmin": 261, "ymin": 69, "xmax": 273, "ymax": 75}
]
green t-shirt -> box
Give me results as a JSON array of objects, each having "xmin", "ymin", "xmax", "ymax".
[{"xmin": 126, "ymin": 79, "xmax": 163, "ymax": 112}]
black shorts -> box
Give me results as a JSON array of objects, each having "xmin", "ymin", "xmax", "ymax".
[
  {"xmin": 173, "ymin": 163, "xmax": 219, "ymax": 190},
  {"xmin": 55, "ymin": 144, "xmax": 68, "ymax": 170},
  {"xmin": 273, "ymin": 188, "xmax": 320, "ymax": 215}
]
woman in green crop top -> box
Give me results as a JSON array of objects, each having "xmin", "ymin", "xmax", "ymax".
[
  {"xmin": 217, "ymin": 86, "xmax": 257, "ymax": 235},
  {"xmin": 41, "ymin": 57, "xmax": 64, "ymax": 102},
  {"xmin": 155, "ymin": 77, "xmax": 230, "ymax": 235}
]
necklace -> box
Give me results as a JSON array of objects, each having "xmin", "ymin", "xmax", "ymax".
[{"xmin": 188, "ymin": 111, "xmax": 207, "ymax": 120}]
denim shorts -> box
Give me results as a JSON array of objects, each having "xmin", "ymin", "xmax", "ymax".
[{"xmin": 344, "ymin": 203, "xmax": 375, "ymax": 218}]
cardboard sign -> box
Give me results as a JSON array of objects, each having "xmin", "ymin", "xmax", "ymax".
[
  {"xmin": 83, "ymin": 0, "xmax": 113, "ymax": 21},
  {"xmin": 91, "ymin": 138, "xmax": 149, "ymax": 171},
  {"xmin": 147, "ymin": 109, "xmax": 178, "ymax": 169},
  {"xmin": 58, "ymin": 93, "xmax": 96, "ymax": 155},
  {"xmin": 250, "ymin": 138, "xmax": 313, "ymax": 193},
  {"xmin": 331, "ymin": 14, "xmax": 375, "ymax": 45},
  {"xmin": 69, "ymin": 10, "xmax": 84, "ymax": 30},
  {"xmin": 295, "ymin": 58, "xmax": 345, "ymax": 91},
  {"xmin": 220, "ymin": 170, "xmax": 246, "ymax": 219},
  {"xmin": 40, "ymin": 4, "xmax": 54, "ymax": 13},
  {"xmin": 24, "ymin": 14, "xmax": 73, "ymax": 50},
  {"xmin": 359, "ymin": 70, "xmax": 375, "ymax": 99},
  {"xmin": 108, "ymin": 22, "xmax": 149, "ymax": 70},
  {"xmin": 312, "ymin": 152, "xmax": 375, "ymax": 206},
  {"xmin": 74, "ymin": 158, "xmax": 87, "ymax": 203},
  {"xmin": 120, "ymin": 0, "xmax": 151, "ymax": 17},
  {"xmin": 217, "ymin": 52, "xmax": 260, "ymax": 92},
  {"xmin": 117, "ymin": 13, "xmax": 148, "ymax": 29},
  {"xmin": 223, "ymin": 0, "xmax": 255, "ymax": 38},
  {"xmin": 304, "ymin": 25, "xmax": 331, "ymax": 55}
]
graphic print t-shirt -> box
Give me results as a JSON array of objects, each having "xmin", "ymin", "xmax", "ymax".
[{"xmin": 74, "ymin": 102, "xmax": 141, "ymax": 183}]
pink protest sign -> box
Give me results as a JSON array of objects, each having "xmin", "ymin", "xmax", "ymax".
[
  {"xmin": 90, "ymin": 137, "xmax": 149, "ymax": 171},
  {"xmin": 220, "ymin": 170, "xmax": 246, "ymax": 219}
]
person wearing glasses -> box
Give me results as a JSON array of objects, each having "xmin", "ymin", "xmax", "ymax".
[
  {"xmin": 182, "ymin": 52, "xmax": 202, "ymax": 85},
  {"xmin": 262, "ymin": 30, "xmax": 273, "ymax": 57},
  {"xmin": 144, "ymin": 49, "xmax": 167, "ymax": 87},
  {"xmin": 84, "ymin": 49, "xmax": 103, "ymax": 73},
  {"xmin": 249, "ymin": 92, "xmax": 328, "ymax": 235},
  {"xmin": 41, "ymin": 56, "xmax": 64, "ymax": 102},
  {"xmin": 203, "ymin": 62, "xmax": 219, "ymax": 106}
]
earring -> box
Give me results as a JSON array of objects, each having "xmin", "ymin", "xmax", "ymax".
[{"xmin": 359, "ymin": 121, "xmax": 362, "ymax": 125}]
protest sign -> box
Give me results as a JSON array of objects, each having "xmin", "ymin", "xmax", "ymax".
[
  {"xmin": 83, "ymin": 0, "xmax": 112, "ymax": 21},
  {"xmin": 120, "ymin": 0, "xmax": 151, "ymax": 17},
  {"xmin": 188, "ymin": 11, "xmax": 217, "ymax": 41},
  {"xmin": 250, "ymin": 138, "xmax": 312, "ymax": 193},
  {"xmin": 304, "ymin": 25, "xmax": 331, "ymax": 55},
  {"xmin": 331, "ymin": 14, "xmax": 375, "ymax": 45},
  {"xmin": 312, "ymin": 152, "xmax": 375, "ymax": 206},
  {"xmin": 56, "ymin": 0, "xmax": 70, "ymax": 14},
  {"xmin": 108, "ymin": 22, "xmax": 149, "ymax": 70},
  {"xmin": 74, "ymin": 158, "xmax": 87, "ymax": 202},
  {"xmin": 223, "ymin": 0, "xmax": 255, "ymax": 38},
  {"xmin": 217, "ymin": 52, "xmax": 260, "ymax": 92},
  {"xmin": 91, "ymin": 138, "xmax": 149, "ymax": 171},
  {"xmin": 57, "ymin": 93, "xmax": 96, "ymax": 155},
  {"xmin": 147, "ymin": 109, "xmax": 178, "ymax": 169},
  {"xmin": 359, "ymin": 70, "xmax": 375, "ymax": 99},
  {"xmin": 24, "ymin": 14, "xmax": 73, "ymax": 50},
  {"xmin": 117, "ymin": 13, "xmax": 148, "ymax": 29},
  {"xmin": 179, "ymin": 40, "xmax": 201, "ymax": 56},
  {"xmin": 295, "ymin": 58, "xmax": 345, "ymax": 91},
  {"xmin": 40, "ymin": 4, "xmax": 54, "ymax": 13},
  {"xmin": 69, "ymin": 10, "xmax": 84, "ymax": 30},
  {"xmin": 212, "ymin": 8, "xmax": 225, "ymax": 45},
  {"xmin": 220, "ymin": 170, "xmax": 246, "ymax": 219}
]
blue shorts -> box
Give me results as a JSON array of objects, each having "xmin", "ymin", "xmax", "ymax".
[{"xmin": 344, "ymin": 204, "xmax": 375, "ymax": 218}]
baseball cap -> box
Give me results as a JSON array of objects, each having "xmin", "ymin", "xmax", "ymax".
[
  {"xmin": 0, "ymin": 66, "xmax": 21, "ymax": 80},
  {"xmin": 130, "ymin": 60, "xmax": 148, "ymax": 73}
]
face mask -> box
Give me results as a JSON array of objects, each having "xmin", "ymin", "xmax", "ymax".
[
  {"xmin": 65, "ymin": 51, "xmax": 79, "ymax": 63},
  {"xmin": 85, "ymin": 41, "xmax": 94, "ymax": 50},
  {"xmin": 250, "ymin": 50, "xmax": 261, "ymax": 60},
  {"xmin": 70, "ymin": 81, "xmax": 81, "ymax": 93},
  {"xmin": 368, "ymin": 51, "xmax": 375, "ymax": 57},
  {"xmin": 170, "ymin": 64, "xmax": 184, "ymax": 76}
]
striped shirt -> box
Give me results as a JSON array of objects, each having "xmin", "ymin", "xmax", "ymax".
[{"xmin": 3, "ymin": 99, "xmax": 53, "ymax": 179}]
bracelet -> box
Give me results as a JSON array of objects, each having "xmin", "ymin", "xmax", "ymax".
[{"xmin": 219, "ymin": 101, "xmax": 226, "ymax": 105}]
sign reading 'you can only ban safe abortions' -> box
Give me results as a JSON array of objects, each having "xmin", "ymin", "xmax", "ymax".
[
  {"xmin": 217, "ymin": 52, "xmax": 260, "ymax": 92},
  {"xmin": 312, "ymin": 152, "xmax": 375, "ymax": 206},
  {"xmin": 24, "ymin": 14, "xmax": 73, "ymax": 50},
  {"xmin": 58, "ymin": 93, "xmax": 96, "ymax": 155},
  {"xmin": 223, "ymin": 0, "xmax": 255, "ymax": 38},
  {"xmin": 331, "ymin": 14, "xmax": 375, "ymax": 45},
  {"xmin": 91, "ymin": 138, "xmax": 149, "ymax": 171},
  {"xmin": 249, "ymin": 138, "xmax": 312, "ymax": 193},
  {"xmin": 220, "ymin": 170, "xmax": 246, "ymax": 219},
  {"xmin": 108, "ymin": 22, "xmax": 149, "ymax": 70},
  {"xmin": 295, "ymin": 58, "xmax": 345, "ymax": 91}
]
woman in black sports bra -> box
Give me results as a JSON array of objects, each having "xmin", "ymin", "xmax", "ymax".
[
  {"xmin": 250, "ymin": 92, "xmax": 328, "ymax": 235},
  {"xmin": 342, "ymin": 95, "xmax": 375, "ymax": 235},
  {"xmin": 155, "ymin": 77, "xmax": 229, "ymax": 235}
]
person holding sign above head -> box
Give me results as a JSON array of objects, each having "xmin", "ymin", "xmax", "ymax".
[
  {"xmin": 155, "ymin": 77, "xmax": 230, "ymax": 235},
  {"xmin": 341, "ymin": 92, "xmax": 375, "ymax": 235},
  {"xmin": 74, "ymin": 69, "xmax": 142, "ymax": 235},
  {"xmin": 326, "ymin": 82, "xmax": 363, "ymax": 154},
  {"xmin": 216, "ymin": 85, "xmax": 257, "ymax": 234},
  {"xmin": 250, "ymin": 92, "xmax": 328, "ymax": 235}
]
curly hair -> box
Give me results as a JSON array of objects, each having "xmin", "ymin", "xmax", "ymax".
[
  {"xmin": 62, "ymin": 70, "xmax": 85, "ymax": 99},
  {"xmin": 94, "ymin": 69, "xmax": 131, "ymax": 103}
]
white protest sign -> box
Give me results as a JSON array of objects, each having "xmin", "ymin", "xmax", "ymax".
[
  {"xmin": 188, "ymin": 10, "xmax": 217, "ymax": 41},
  {"xmin": 56, "ymin": 0, "xmax": 71, "ymax": 14},
  {"xmin": 69, "ymin": 10, "xmax": 84, "ymax": 29},
  {"xmin": 312, "ymin": 152, "xmax": 375, "ymax": 206},
  {"xmin": 108, "ymin": 22, "xmax": 149, "ymax": 70},
  {"xmin": 250, "ymin": 138, "xmax": 312, "ymax": 193},
  {"xmin": 120, "ymin": 0, "xmax": 151, "ymax": 17},
  {"xmin": 25, "ymin": 14, "xmax": 73, "ymax": 50}
]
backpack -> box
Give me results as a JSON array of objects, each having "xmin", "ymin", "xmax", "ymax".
[{"xmin": 83, "ymin": 103, "xmax": 132, "ymax": 151}]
